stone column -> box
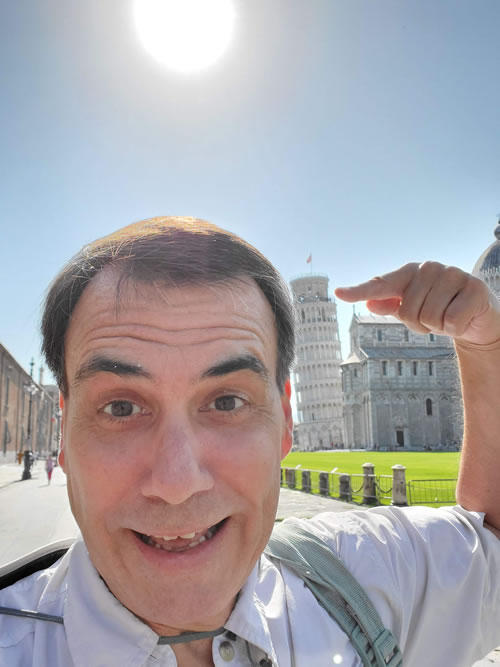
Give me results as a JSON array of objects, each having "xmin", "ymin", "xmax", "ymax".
[
  {"xmin": 362, "ymin": 462, "xmax": 377, "ymax": 504},
  {"xmin": 391, "ymin": 464, "xmax": 408, "ymax": 506}
]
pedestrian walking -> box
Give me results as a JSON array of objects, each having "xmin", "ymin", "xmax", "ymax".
[{"xmin": 45, "ymin": 455, "xmax": 54, "ymax": 485}]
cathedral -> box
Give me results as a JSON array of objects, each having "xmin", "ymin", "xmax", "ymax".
[{"xmin": 340, "ymin": 316, "xmax": 461, "ymax": 450}]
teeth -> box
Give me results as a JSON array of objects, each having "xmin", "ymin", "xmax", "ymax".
[
  {"xmin": 143, "ymin": 523, "xmax": 222, "ymax": 552},
  {"xmin": 160, "ymin": 531, "xmax": 196, "ymax": 541}
]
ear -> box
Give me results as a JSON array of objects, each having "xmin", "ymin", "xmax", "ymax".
[
  {"xmin": 58, "ymin": 393, "xmax": 66, "ymax": 471},
  {"xmin": 280, "ymin": 379, "xmax": 293, "ymax": 460}
]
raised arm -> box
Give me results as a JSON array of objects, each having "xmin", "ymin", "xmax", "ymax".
[{"xmin": 335, "ymin": 261, "xmax": 500, "ymax": 532}]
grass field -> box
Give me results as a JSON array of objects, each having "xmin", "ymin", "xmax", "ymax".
[{"xmin": 281, "ymin": 451, "xmax": 461, "ymax": 506}]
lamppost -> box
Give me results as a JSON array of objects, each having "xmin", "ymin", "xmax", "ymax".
[
  {"xmin": 54, "ymin": 406, "xmax": 62, "ymax": 460},
  {"xmin": 22, "ymin": 359, "xmax": 38, "ymax": 481}
]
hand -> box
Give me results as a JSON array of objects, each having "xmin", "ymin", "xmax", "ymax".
[{"xmin": 334, "ymin": 261, "xmax": 500, "ymax": 347}]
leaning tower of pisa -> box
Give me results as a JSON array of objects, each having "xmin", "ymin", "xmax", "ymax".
[{"xmin": 290, "ymin": 274, "xmax": 344, "ymax": 451}]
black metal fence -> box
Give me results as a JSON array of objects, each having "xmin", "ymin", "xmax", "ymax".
[{"xmin": 407, "ymin": 479, "xmax": 457, "ymax": 505}]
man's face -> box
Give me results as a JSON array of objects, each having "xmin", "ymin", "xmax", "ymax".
[{"xmin": 60, "ymin": 271, "xmax": 292, "ymax": 633}]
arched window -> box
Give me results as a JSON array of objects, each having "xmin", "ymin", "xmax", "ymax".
[
  {"xmin": 377, "ymin": 329, "xmax": 383, "ymax": 342},
  {"xmin": 322, "ymin": 307, "xmax": 326, "ymax": 322},
  {"xmin": 301, "ymin": 309, "xmax": 305, "ymax": 323},
  {"xmin": 426, "ymin": 398, "xmax": 433, "ymax": 416}
]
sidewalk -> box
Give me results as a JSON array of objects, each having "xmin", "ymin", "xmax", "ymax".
[{"xmin": 277, "ymin": 486, "xmax": 361, "ymax": 520}]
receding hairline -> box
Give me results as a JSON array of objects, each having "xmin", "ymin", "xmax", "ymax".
[{"xmin": 72, "ymin": 266, "xmax": 279, "ymax": 324}]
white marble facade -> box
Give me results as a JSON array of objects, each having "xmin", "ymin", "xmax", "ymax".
[
  {"xmin": 341, "ymin": 315, "xmax": 463, "ymax": 450},
  {"xmin": 290, "ymin": 274, "xmax": 344, "ymax": 451}
]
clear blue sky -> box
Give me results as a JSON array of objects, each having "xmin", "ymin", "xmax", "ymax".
[{"xmin": 1, "ymin": 0, "xmax": 499, "ymax": 384}]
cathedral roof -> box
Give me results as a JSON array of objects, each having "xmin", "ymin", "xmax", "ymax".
[
  {"xmin": 340, "ymin": 352, "xmax": 362, "ymax": 366},
  {"xmin": 473, "ymin": 220, "xmax": 500, "ymax": 276},
  {"xmin": 355, "ymin": 314, "xmax": 400, "ymax": 324},
  {"xmin": 359, "ymin": 346, "xmax": 454, "ymax": 360}
]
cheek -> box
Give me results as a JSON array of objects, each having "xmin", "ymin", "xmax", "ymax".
[
  {"xmin": 213, "ymin": 424, "xmax": 282, "ymax": 498},
  {"xmin": 64, "ymin": 437, "xmax": 139, "ymax": 521}
]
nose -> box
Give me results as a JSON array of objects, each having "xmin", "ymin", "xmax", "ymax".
[{"xmin": 140, "ymin": 420, "xmax": 214, "ymax": 505}]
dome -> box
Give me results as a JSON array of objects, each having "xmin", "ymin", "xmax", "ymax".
[{"xmin": 472, "ymin": 220, "xmax": 500, "ymax": 276}]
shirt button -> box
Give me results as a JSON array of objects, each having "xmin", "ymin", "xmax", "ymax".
[{"xmin": 219, "ymin": 640, "xmax": 235, "ymax": 661}]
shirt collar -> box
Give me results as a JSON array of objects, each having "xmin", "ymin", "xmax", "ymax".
[
  {"xmin": 64, "ymin": 536, "xmax": 161, "ymax": 667},
  {"xmin": 224, "ymin": 555, "xmax": 278, "ymax": 665}
]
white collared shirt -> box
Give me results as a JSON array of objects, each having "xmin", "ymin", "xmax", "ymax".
[{"xmin": 1, "ymin": 505, "xmax": 500, "ymax": 667}]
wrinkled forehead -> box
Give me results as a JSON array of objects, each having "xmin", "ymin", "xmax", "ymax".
[{"xmin": 64, "ymin": 269, "xmax": 280, "ymax": 382}]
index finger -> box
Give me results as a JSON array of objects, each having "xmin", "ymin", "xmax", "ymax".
[{"xmin": 334, "ymin": 263, "xmax": 419, "ymax": 303}]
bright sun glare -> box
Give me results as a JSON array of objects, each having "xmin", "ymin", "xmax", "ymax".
[{"xmin": 133, "ymin": 0, "xmax": 236, "ymax": 73}]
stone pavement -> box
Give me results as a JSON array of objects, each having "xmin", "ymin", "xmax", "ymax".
[
  {"xmin": 276, "ymin": 485, "xmax": 361, "ymax": 520},
  {"xmin": 1, "ymin": 463, "xmax": 499, "ymax": 664}
]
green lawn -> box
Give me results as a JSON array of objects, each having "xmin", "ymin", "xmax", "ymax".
[
  {"xmin": 282, "ymin": 451, "xmax": 461, "ymax": 506},
  {"xmin": 283, "ymin": 451, "xmax": 460, "ymax": 479}
]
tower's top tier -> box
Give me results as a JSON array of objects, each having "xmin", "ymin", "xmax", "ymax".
[{"xmin": 290, "ymin": 274, "xmax": 330, "ymax": 302}]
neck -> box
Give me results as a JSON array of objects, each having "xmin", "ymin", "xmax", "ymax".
[{"xmin": 171, "ymin": 638, "xmax": 215, "ymax": 666}]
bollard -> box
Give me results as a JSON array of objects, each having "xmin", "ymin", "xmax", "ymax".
[
  {"xmin": 319, "ymin": 471, "xmax": 330, "ymax": 496},
  {"xmin": 286, "ymin": 468, "xmax": 296, "ymax": 489},
  {"xmin": 301, "ymin": 470, "xmax": 311, "ymax": 493},
  {"xmin": 391, "ymin": 464, "xmax": 408, "ymax": 506},
  {"xmin": 339, "ymin": 473, "xmax": 352, "ymax": 502},
  {"xmin": 362, "ymin": 462, "xmax": 377, "ymax": 505}
]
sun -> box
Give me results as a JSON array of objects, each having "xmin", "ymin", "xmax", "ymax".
[{"xmin": 133, "ymin": 0, "xmax": 236, "ymax": 74}]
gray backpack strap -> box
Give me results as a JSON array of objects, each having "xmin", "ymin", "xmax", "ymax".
[{"xmin": 265, "ymin": 521, "xmax": 403, "ymax": 667}]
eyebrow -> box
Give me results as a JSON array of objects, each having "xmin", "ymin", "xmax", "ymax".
[
  {"xmin": 200, "ymin": 354, "xmax": 269, "ymax": 382},
  {"xmin": 73, "ymin": 356, "xmax": 152, "ymax": 386}
]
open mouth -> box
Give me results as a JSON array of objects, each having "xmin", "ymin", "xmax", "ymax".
[{"xmin": 134, "ymin": 519, "xmax": 226, "ymax": 553}]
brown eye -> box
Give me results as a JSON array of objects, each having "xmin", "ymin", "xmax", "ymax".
[
  {"xmin": 212, "ymin": 396, "xmax": 244, "ymax": 411},
  {"xmin": 103, "ymin": 401, "xmax": 140, "ymax": 417}
]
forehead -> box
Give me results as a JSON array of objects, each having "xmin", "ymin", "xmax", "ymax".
[{"xmin": 64, "ymin": 271, "xmax": 278, "ymax": 382}]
